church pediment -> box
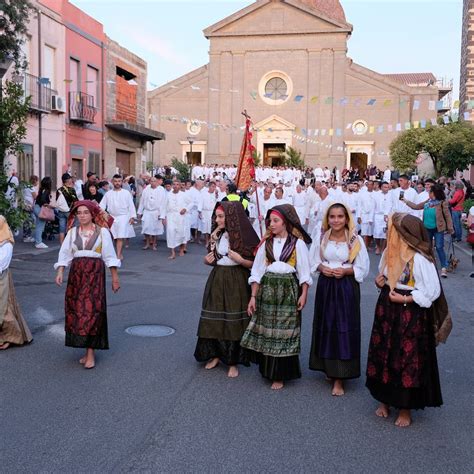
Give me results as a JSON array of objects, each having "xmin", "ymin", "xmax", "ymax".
[
  {"xmin": 254, "ymin": 115, "xmax": 296, "ymax": 131},
  {"xmin": 204, "ymin": 0, "xmax": 352, "ymax": 38}
]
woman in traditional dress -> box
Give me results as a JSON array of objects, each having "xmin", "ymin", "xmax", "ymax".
[
  {"xmin": 366, "ymin": 213, "xmax": 451, "ymax": 427},
  {"xmin": 0, "ymin": 216, "xmax": 33, "ymax": 350},
  {"xmin": 54, "ymin": 200, "xmax": 121, "ymax": 369},
  {"xmin": 241, "ymin": 204, "xmax": 312, "ymax": 390},
  {"xmin": 308, "ymin": 202, "xmax": 369, "ymax": 396},
  {"xmin": 194, "ymin": 201, "xmax": 259, "ymax": 378}
]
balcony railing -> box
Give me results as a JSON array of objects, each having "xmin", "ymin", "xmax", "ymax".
[
  {"xmin": 69, "ymin": 91, "xmax": 97, "ymax": 124},
  {"xmin": 23, "ymin": 72, "xmax": 52, "ymax": 114}
]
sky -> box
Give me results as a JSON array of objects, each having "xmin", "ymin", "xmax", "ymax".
[{"xmin": 72, "ymin": 0, "xmax": 463, "ymax": 98}]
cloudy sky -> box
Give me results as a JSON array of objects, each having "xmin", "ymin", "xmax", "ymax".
[{"xmin": 72, "ymin": 0, "xmax": 463, "ymax": 98}]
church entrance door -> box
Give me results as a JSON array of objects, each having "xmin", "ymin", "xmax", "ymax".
[
  {"xmin": 263, "ymin": 143, "xmax": 286, "ymax": 167},
  {"xmin": 350, "ymin": 152, "xmax": 368, "ymax": 176}
]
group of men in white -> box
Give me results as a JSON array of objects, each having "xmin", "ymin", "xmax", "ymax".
[{"xmin": 98, "ymin": 166, "xmax": 425, "ymax": 260}]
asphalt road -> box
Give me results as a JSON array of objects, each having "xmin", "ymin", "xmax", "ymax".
[{"xmin": 1, "ymin": 234, "xmax": 473, "ymax": 473}]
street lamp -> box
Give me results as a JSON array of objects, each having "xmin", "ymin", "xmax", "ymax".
[{"xmin": 187, "ymin": 136, "xmax": 195, "ymax": 179}]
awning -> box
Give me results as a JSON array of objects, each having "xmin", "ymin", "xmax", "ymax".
[{"xmin": 105, "ymin": 121, "xmax": 165, "ymax": 142}]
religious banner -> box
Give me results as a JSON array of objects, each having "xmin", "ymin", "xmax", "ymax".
[{"xmin": 235, "ymin": 113, "xmax": 256, "ymax": 191}]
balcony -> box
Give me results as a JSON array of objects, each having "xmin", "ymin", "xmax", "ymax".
[
  {"xmin": 23, "ymin": 72, "xmax": 52, "ymax": 114},
  {"xmin": 69, "ymin": 91, "xmax": 97, "ymax": 124}
]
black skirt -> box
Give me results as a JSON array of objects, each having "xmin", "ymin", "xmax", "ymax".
[
  {"xmin": 366, "ymin": 286, "xmax": 443, "ymax": 410},
  {"xmin": 247, "ymin": 350, "xmax": 301, "ymax": 382}
]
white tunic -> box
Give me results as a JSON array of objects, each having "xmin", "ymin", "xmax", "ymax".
[
  {"xmin": 99, "ymin": 189, "xmax": 137, "ymax": 239},
  {"xmin": 379, "ymin": 252, "xmax": 441, "ymax": 308},
  {"xmin": 185, "ymin": 187, "xmax": 203, "ymax": 229},
  {"xmin": 390, "ymin": 187, "xmax": 419, "ymax": 217},
  {"xmin": 199, "ymin": 189, "xmax": 217, "ymax": 234},
  {"xmin": 309, "ymin": 232, "xmax": 369, "ymax": 283},
  {"xmin": 292, "ymin": 192, "xmax": 307, "ymax": 224},
  {"xmin": 249, "ymin": 238, "xmax": 312, "ymax": 286},
  {"xmin": 373, "ymin": 191, "xmax": 392, "ymax": 239},
  {"xmin": 358, "ymin": 191, "xmax": 376, "ymax": 236},
  {"xmin": 54, "ymin": 227, "xmax": 121, "ymax": 269},
  {"xmin": 165, "ymin": 191, "xmax": 189, "ymax": 248},
  {"xmin": 137, "ymin": 186, "xmax": 166, "ymax": 236}
]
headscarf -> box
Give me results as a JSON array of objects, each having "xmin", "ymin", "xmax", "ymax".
[
  {"xmin": 0, "ymin": 216, "xmax": 14, "ymax": 246},
  {"xmin": 209, "ymin": 201, "xmax": 259, "ymax": 261},
  {"xmin": 320, "ymin": 202, "xmax": 361, "ymax": 263},
  {"xmin": 383, "ymin": 212, "xmax": 452, "ymax": 344},
  {"xmin": 257, "ymin": 204, "xmax": 312, "ymax": 264},
  {"xmin": 67, "ymin": 200, "xmax": 114, "ymax": 231}
]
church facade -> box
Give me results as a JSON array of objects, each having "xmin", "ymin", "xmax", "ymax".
[{"xmin": 148, "ymin": 0, "xmax": 448, "ymax": 172}]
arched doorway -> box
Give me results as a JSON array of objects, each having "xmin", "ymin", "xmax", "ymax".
[{"xmin": 350, "ymin": 152, "xmax": 368, "ymax": 176}]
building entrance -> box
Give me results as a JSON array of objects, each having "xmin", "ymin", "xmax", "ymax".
[{"xmin": 263, "ymin": 143, "xmax": 286, "ymax": 166}]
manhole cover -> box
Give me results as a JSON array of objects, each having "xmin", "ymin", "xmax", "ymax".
[{"xmin": 125, "ymin": 325, "xmax": 175, "ymax": 337}]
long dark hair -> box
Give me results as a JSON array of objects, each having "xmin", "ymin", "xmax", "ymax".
[
  {"xmin": 326, "ymin": 203, "xmax": 350, "ymax": 228},
  {"xmin": 39, "ymin": 177, "xmax": 52, "ymax": 195},
  {"xmin": 431, "ymin": 184, "xmax": 446, "ymax": 201}
]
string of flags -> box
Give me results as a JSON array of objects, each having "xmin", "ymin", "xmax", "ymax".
[{"xmin": 152, "ymin": 82, "xmax": 472, "ymax": 112}]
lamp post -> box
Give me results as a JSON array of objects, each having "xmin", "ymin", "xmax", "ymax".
[{"xmin": 187, "ymin": 136, "xmax": 195, "ymax": 180}]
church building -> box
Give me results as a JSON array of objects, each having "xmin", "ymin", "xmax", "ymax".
[{"xmin": 148, "ymin": 0, "xmax": 450, "ymax": 172}]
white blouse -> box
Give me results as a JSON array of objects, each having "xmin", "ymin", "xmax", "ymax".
[
  {"xmin": 379, "ymin": 251, "xmax": 441, "ymax": 308},
  {"xmin": 0, "ymin": 242, "xmax": 13, "ymax": 273},
  {"xmin": 54, "ymin": 227, "xmax": 121, "ymax": 269},
  {"xmin": 216, "ymin": 232, "xmax": 238, "ymax": 267},
  {"xmin": 309, "ymin": 231, "xmax": 369, "ymax": 283},
  {"xmin": 249, "ymin": 238, "xmax": 312, "ymax": 286}
]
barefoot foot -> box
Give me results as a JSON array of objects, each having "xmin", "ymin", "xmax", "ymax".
[
  {"xmin": 0, "ymin": 342, "xmax": 11, "ymax": 350},
  {"xmin": 332, "ymin": 379, "xmax": 345, "ymax": 396},
  {"xmin": 375, "ymin": 403, "xmax": 390, "ymax": 418},
  {"xmin": 79, "ymin": 356, "xmax": 87, "ymax": 365},
  {"xmin": 227, "ymin": 366, "xmax": 239, "ymax": 378},
  {"xmin": 205, "ymin": 358, "xmax": 219, "ymax": 370},
  {"xmin": 271, "ymin": 381, "xmax": 284, "ymax": 390},
  {"xmin": 395, "ymin": 409, "xmax": 412, "ymax": 427}
]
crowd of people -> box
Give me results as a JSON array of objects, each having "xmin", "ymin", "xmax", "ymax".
[{"xmin": 1, "ymin": 161, "xmax": 472, "ymax": 429}]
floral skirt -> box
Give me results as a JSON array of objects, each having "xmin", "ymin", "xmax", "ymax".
[
  {"xmin": 194, "ymin": 265, "xmax": 251, "ymax": 366},
  {"xmin": 65, "ymin": 257, "xmax": 109, "ymax": 350},
  {"xmin": 366, "ymin": 285, "xmax": 442, "ymax": 409}
]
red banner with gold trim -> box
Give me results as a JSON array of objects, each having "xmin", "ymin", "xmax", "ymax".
[{"xmin": 235, "ymin": 117, "xmax": 255, "ymax": 191}]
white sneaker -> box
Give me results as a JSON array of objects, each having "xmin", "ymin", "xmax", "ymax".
[
  {"xmin": 441, "ymin": 268, "xmax": 447, "ymax": 278},
  {"xmin": 35, "ymin": 242, "xmax": 49, "ymax": 249},
  {"xmin": 23, "ymin": 237, "xmax": 35, "ymax": 243}
]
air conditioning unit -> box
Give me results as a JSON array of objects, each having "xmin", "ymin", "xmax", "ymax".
[{"xmin": 51, "ymin": 95, "xmax": 66, "ymax": 113}]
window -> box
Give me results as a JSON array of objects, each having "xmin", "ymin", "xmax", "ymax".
[
  {"xmin": 44, "ymin": 146, "xmax": 58, "ymax": 189},
  {"xmin": 43, "ymin": 45, "xmax": 55, "ymax": 89},
  {"xmin": 69, "ymin": 58, "xmax": 80, "ymax": 92},
  {"xmin": 18, "ymin": 144, "xmax": 34, "ymax": 182},
  {"xmin": 88, "ymin": 151, "xmax": 101, "ymax": 176},
  {"xmin": 86, "ymin": 65, "xmax": 99, "ymax": 107},
  {"xmin": 264, "ymin": 78, "xmax": 288, "ymax": 101}
]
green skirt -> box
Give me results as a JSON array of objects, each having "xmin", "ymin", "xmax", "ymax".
[{"xmin": 241, "ymin": 272, "xmax": 301, "ymax": 357}]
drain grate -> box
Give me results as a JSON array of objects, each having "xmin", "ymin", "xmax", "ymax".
[{"xmin": 125, "ymin": 325, "xmax": 175, "ymax": 337}]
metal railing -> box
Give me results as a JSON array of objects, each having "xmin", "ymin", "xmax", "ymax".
[
  {"xmin": 69, "ymin": 91, "xmax": 97, "ymax": 123},
  {"xmin": 23, "ymin": 72, "xmax": 52, "ymax": 113}
]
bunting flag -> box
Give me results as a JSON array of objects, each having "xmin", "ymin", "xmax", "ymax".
[
  {"xmin": 413, "ymin": 100, "xmax": 420, "ymax": 110},
  {"xmin": 294, "ymin": 95, "xmax": 304, "ymax": 102},
  {"xmin": 428, "ymin": 100, "xmax": 435, "ymax": 111},
  {"xmin": 250, "ymin": 91, "xmax": 257, "ymax": 100},
  {"xmin": 310, "ymin": 96, "xmax": 318, "ymax": 104},
  {"xmin": 436, "ymin": 100, "xmax": 444, "ymax": 111},
  {"xmin": 383, "ymin": 99, "xmax": 392, "ymax": 107},
  {"xmin": 235, "ymin": 116, "xmax": 256, "ymax": 191},
  {"xmin": 367, "ymin": 98, "xmax": 376, "ymax": 106},
  {"xmin": 324, "ymin": 97, "xmax": 334, "ymax": 105},
  {"xmin": 464, "ymin": 111, "xmax": 471, "ymax": 120}
]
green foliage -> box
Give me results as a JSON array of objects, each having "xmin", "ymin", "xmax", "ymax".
[
  {"xmin": 284, "ymin": 146, "xmax": 305, "ymax": 168},
  {"xmin": 0, "ymin": 80, "xmax": 30, "ymax": 171},
  {"xmin": 463, "ymin": 198, "xmax": 474, "ymax": 214},
  {"xmin": 0, "ymin": 170, "xmax": 31, "ymax": 231},
  {"xmin": 252, "ymin": 149, "xmax": 261, "ymax": 167},
  {"xmin": 0, "ymin": 0, "xmax": 33, "ymax": 71},
  {"xmin": 171, "ymin": 158, "xmax": 190, "ymax": 180},
  {"xmin": 390, "ymin": 121, "xmax": 474, "ymax": 177}
]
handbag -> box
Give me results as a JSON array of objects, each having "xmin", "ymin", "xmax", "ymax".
[{"xmin": 38, "ymin": 205, "xmax": 55, "ymax": 221}]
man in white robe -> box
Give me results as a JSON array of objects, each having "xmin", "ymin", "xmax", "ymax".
[
  {"xmin": 358, "ymin": 181, "xmax": 376, "ymax": 249},
  {"xmin": 310, "ymin": 186, "xmax": 332, "ymax": 238},
  {"xmin": 216, "ymin": 181, "xmax": 228, "ymax": 201},
  {"xmin": 164, "ymin": 181, "xmax": 188, "ymax": 259},
  {"xmin": 314, "ymin": 164, "xmax": 324, "ymax": 181},
  {"xmin": 199, "ymin": 181, "xmax": 217, "ymax": 246},
  {"xmin": 186, "ymin": 180, "xmax": 204, "ymax": 243},
  {"xmin": 391, "ymin": 174, "xmax": 418, "ymax": 216},
  {"xmin": 137, "ymin": 176, "xmax": 166, "ymax": 250},
  {"xmin": 99, "ymin": 174, "xmax": 136, "ymax": 260},
  {"xmin": 373, "ymin": 181, "xmax": 392, "ymax": 254},
  {"xmin": 292, "ymin": 185, "xmax": 307, "ymax": 225}
]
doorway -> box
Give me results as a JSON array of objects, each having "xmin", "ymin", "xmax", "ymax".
[
  {"xmin": 186, "ymin": 151, "xmax": 202, "ymax": 165},
  {"xmin": 116, "ymin": 149, "xmax": 132, "ymax": 176},
  {"xmin": 350, "ymin": 153, "xmax": 368, "ymax": 176},
  {"xmin": 72, "ymin": 158, "xmax": 83, "ymax": 181},
  {"xmin": 263, "ymin": 144, "xmax": 286, "ymax": 166}
]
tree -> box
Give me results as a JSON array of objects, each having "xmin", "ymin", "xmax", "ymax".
[
  {"xmin": 252, "ymin": 149, "xmax": 261, "ymax": 167},
  {"xmin": 0, "ymin": 0, "xmax": 33, "ymax": 71},
  {"xmin": 171, "ymin": 157, "xmax": 190, "ymax": 180},
  {"xmin": 284, "ymin": 146, "xmax": 305, "ymax": 168},
  {"xmin": 390, "ymin": 121, "xmax": 474, "ymax": 177}
]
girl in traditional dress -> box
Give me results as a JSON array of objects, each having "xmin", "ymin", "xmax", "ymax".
[
  {"xmin": 241, "ymin": 204, "xmax": 312, "ymax": 390},
  {"xmin": 308, "ymin": 202, "xmax": 369, "ymax": 396},
  {"xmin": 366, "ymin": 213, "xmax": 451, "ymax": 427},
  {"xmin": 0, "ymin": 216, "xmax": 33, "ymax": 350},
  {"xmin": 194, "ymin": 201, "xmax": 259, "ymax": 377},
  {"xmin": 55, "ymin": 201, "xmax": 121, "ymax": 369}
]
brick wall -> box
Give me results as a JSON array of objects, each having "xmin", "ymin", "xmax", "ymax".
[{"xmin": 460, "ymin": 0, "xmax": 474, "ymax": 120}]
